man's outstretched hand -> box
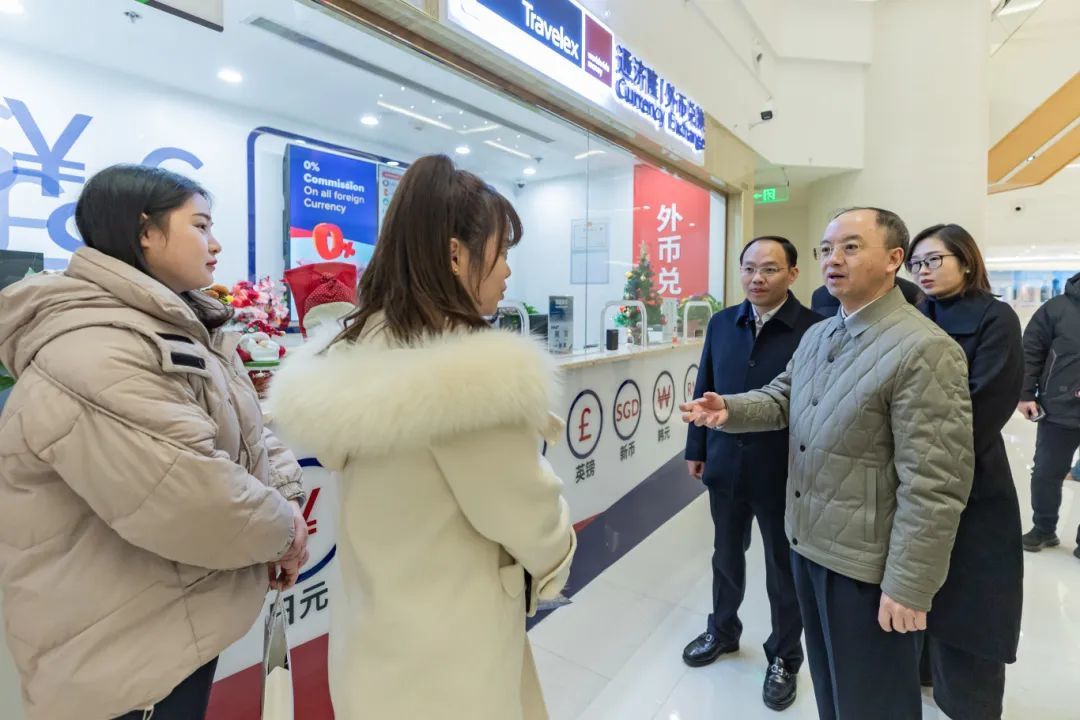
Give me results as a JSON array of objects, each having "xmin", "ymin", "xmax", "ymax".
[{"xmin": 680, "ymin": 392, "xmax": 728, "ymax": 429}]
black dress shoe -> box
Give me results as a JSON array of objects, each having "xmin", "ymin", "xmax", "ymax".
[
  {"xmin": 681, "ymin": 631, "xmax": 738, "ymax": 667},
  {"xmin": 763, "ymin": 657, "xmax": 797, "ymax": 711},
  {"xmin": 1022, "ymin": 528, "xmax": 1060, "ymax": 552}
]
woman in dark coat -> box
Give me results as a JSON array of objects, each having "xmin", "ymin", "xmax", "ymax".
[{"xmin": 907, "ymin": 224, "xmax": 1024, "ymax": 720}]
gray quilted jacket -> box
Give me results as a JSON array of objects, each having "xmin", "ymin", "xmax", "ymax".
[{"xmin": 721, "ymin": 287, "xmax": 973, "ymax": 611}]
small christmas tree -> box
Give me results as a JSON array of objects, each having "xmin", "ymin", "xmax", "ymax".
[{"xmin": 618, "ymin": 242, "xmax": 663, "ymax": 329}]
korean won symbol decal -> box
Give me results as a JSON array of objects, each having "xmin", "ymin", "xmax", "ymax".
[{"xmin": 653, "ymin": 371, "xmax": 675, "ymax": 424}]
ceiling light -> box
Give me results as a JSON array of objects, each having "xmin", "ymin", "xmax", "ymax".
[
  {"xmin": 386, "ymin": 161, "xmax": 400, "ymax": 167},
  {"xmin": 0, "ymin": 0, "xmax": 24, "ymax": 14},
  {"xmin": 997, "ymin": 0, "xmax": 1044, "ymax": 17},
  {"xmin": 360, "ymin": 114, "xmax": 379, "ymax": 127},
  {"xmin": 376, "ymin": 100, "xmax": 452, "ymax": 130},
  {"xmin": 484, "ymin": 140, "xmax": 532, "ymax": 159},
  {"xmin": 459, "ymin": 123, "xmax": 500, "ymax": 135},
  {"xmin": 455, "ymin": 145, "xmax": 471, "ymax": 155},
  {"xmin": 575, "ymin": 150, "xmax": 606, "ymax": 160},
  {"xmin": 523, "ymin": 167, "xmax": 537, "ymax": 176},
  {"xmin": 986, "ymin": 255, "xmax": 1080, "ymax": 263},
  {"xmin": 217, "ymin": 68, "xmax": 243, "ymax": 84}
]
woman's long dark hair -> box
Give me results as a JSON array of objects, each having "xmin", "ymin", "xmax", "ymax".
[
  {"xmin": 75, "ymin": 164, "xmax": 232, "ymax": 330},
  {"xmin": 332, "ymin": 154, "xmax": 522, "ymax": 346},
  {"xmin": 908, "ymin": 223, "xmax": 991, "ymax": 296}
]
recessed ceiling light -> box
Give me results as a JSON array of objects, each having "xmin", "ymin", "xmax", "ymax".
[
  {"xmin": 455, "ymin": 145, "xmax": 471, "ymax": 155},
  {"xmin": 484, "ymin": 140, "xmax": 532, "ymax": 159},
  {"xmin": 217, "ymin": 68, "xmax": 243, "ymax": 84},
  {"xmin": 0, "ymin": 0, "xmax": 24, "ymax": 14},
  {"xmin": 400, "ymin": 86, "xmax": 406, "ymax": 91},
  {"xmin": 459, "ymin": 123, "xmax": 500, "ymax": 136},
  {"xmin": 360, "ymin": 114, "xmax": 379, "ymax": 127},
  {"xmin": 386, "ymin": 161, "xmax": 400, "ymax": 167},
  {"xmin": 523, "ymin": 167, "xmax": 537, "ymax": 176},
  {"xmin": 376, "ymin": 100, "xmax": 452, "ymax": 130}
]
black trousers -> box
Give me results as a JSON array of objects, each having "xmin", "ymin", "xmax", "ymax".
[
  {"xmin": 707, "ymin": 486, "xmax": 803, "ymax": 669},
  {"xmin": 922, "ymin": 636, "xmax": 1005, "ymax": 720},
  {"xmin": 1031, "ymin": 419, "xmax": 1080, "ymax": 539},
  {"xmin": 791, "ymin": 551, "xmax": 922, "ymax": 720},
  {"xmin": 117, "ymin": 658, "xmax": 218, "ymax": 720}
]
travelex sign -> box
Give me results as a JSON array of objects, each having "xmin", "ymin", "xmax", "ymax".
[
  {"xmin": 451, "ymin": 0, "xmax": 705, "ymax": 155},
  {"xmin": 480, "ymin": 0, "xmax": 583, "ymax": 67}
]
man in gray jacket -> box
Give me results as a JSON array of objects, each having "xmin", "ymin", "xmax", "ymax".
[{"xmin": 682, "ymin": 207, "xmax": 974, "ymax": 720}]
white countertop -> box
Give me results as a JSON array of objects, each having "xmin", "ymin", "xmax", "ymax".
[{"xmin": 552, "ymin": 339, "xmax": 704, "ymax": 370}]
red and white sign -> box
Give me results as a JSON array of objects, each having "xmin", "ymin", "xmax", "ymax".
[
  {"xmin": 613, "ymin": 380, "xmax": 642, "ymax": 441},
  {"xmin": 683, "ymin": 364, "xmax": 699, "ymax": 403},
  {"xmin": 566, "ymin": 389, "xmax": 603, "ymax": 459},
  {"xmin": 652, "ymin": 371, "xmax": 675, "ymax": 424},
  {"xmin": 632, "ymin": 164, "xmax": 710, "ymax": 300}
]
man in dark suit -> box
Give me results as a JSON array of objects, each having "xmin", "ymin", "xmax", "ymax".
[
  {"xmin": 810, "ymin": 275, "xmax": 924, "ymax": 316},
  {"xmin": 683, "ymin": 236, "xmax": 823, "ymax": 711}
]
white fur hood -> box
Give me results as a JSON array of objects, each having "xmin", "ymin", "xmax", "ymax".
[{"xmin": 266, "ymin": 327, "xmax": 562, "ymax": 468}]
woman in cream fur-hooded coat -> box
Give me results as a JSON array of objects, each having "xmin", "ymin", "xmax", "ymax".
[{"xmin": 267, "ymin": 325, "xmax": 576, "ymax": 719}]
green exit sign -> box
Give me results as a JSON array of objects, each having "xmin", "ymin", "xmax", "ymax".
[{"xmin": 754, "ymin": 186, "xmax": 790, "ymax": 205}]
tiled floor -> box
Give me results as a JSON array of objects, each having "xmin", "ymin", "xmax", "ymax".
[{"xmin": 529, "ymin": 413, "xmax": 1080, "ymax": 719}]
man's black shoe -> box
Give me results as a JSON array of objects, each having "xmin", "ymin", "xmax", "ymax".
[
  {"xmin": 763, "ymin": 657, "xmax": 797, "ymax": 711},
  {"xmin": 1022, "ymin": 528, "xmax": 1060, "ymax": 552},
  {"xmin": 681, "ymin": 631, "xmax": 738, "ymax": 667}
]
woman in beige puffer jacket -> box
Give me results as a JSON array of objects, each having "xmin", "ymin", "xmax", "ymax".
[{"xmin": 0, "ymin": 165, "xmax": 309, "ymax": 720}]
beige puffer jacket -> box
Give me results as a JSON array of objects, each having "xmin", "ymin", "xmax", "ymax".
[{"xmin": 0, "ymin": 248, "xmax": 304, "ymax": 720}]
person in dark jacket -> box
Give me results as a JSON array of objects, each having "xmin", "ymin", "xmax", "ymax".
[
  {"xmin": 810, "ymin": 274, "xmax": 924, "ymax": 316},
  {"xmin": 1018, "ymin": 270, "xmax": 1080, "ymax": 557},
  {"xmin": 684, "ymin": 236, "xmax": 823, "ymax": 711},
  {"xmin": 908, "ymin": 224, "xmax": 1023, "ymax": 720}
]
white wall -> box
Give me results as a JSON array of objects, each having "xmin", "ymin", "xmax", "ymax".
[
  {"xmin": 804, "ymin": 0, "xmax": 990, "ymax": 246},
  {"xmin": 753, "ymin": 202, "xmax": 816, "ymax": 305}
]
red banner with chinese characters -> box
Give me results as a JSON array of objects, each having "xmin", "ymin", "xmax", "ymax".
[{"xmin": 632, "ymin": 164, "xmax": 710, "ymax": 299}]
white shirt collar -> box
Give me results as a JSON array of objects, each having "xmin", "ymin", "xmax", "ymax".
[{"xmin": 752, "ymin": 296, "xmax": 788, "ymax": 326}]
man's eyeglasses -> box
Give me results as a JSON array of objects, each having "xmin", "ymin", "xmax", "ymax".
[
  {"xmin": 908, "ymin": 254, "xmax": 956, "ymax": 273},
  {"xmin": 740, "ymin": 266, "xmax": 788, "ymax": 278},
  {"xmin": 813, "ymin": 242, "xmax": 886, "ymax": 261}
]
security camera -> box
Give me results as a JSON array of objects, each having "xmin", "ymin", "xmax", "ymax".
[
  {"xmin": 755, "ymin": 99, "xmax": 775, "ymax": 124},
  {"xmin": 515, "ymin": 179, "xmax": 527, "ymax": 190},
  {"xmin": 1013, "ymin": 203, "xmax": 1024, "ymax": 213}
]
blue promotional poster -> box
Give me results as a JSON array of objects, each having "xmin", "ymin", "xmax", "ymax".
[{"xmin": 285, "ymin": 144, "xmax": 379, "ymax": 271}]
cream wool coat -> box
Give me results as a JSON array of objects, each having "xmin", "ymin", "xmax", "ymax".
[{"xmin": 267, "ymin": 324, "xmax": 576, "ymax": 720}]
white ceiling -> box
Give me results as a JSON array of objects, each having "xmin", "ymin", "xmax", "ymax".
[{"xmin": 0, "ymin": 0, "xmax": 638, "ymax": 187}]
